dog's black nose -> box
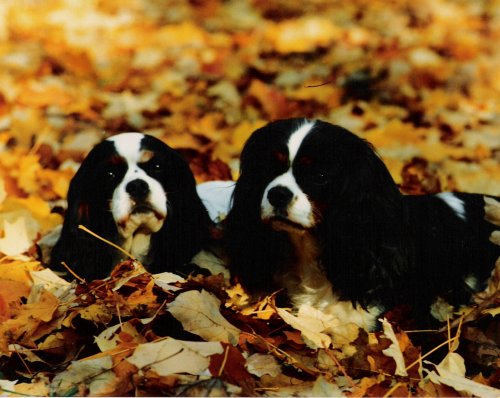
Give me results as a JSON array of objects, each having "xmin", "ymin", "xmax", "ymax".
[
  {"xmin": 267, "ymin": 186, "xmax": 293, "ymax": 209},
  {"xmin": 126, "ymin": 179, "xmax": 149, "ymax": 200}
]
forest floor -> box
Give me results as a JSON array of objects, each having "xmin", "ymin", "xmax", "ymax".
[{"xmin": 0, "ymin": 0, "xmax": 499, "ymax": 396}]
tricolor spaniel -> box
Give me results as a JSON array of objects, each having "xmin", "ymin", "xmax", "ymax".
[
  {"xmin": 51, "ymin": 133, "xmax": 211, "ymax": 281},
  {"xmin": 224, "ymin": 118, "xmax": 499, "ymax": 330}
]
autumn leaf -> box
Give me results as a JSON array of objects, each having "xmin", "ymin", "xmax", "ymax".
[
  {"xmin": 127, "ymin": 338, "xmax": 223, "ymax": 376},
  {"xmin": 246, "ymin": 353, "xmax": 281, "ymax": 378},
  {"xmin": 276, "ymin": 304, "xmax": 359, "ymax": 349},
  {"xmin": 0, "ymin": 217, "xmax": 33, "ymax": 256},
  {"xmin": 0, "ymin": 0, "xmax": 499, "ymax": 395},
  {"xmin": 50, "ymin": 356, "xmax": 117, "ymax": 397},
  {"xmin": 425, "ymin": 356, "xmax": 500, "ymax": 397},
  {"xmin": 153, "ymin": 272, "xmax": 186, "ymax": 292},
  {"xmin": 168, "ymin": 289, "xmax": 241, "ymax": 345},
  {"xmin": 380, "ymin": 318, "xmax": 408, "ymax": 377}
]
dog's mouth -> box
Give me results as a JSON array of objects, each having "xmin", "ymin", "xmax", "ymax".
[
  {"xmin": 131, "ymin": 202, "xmax": 165, "ymax": 220},
  {"xmin": 131, "ymin": 204, "xmax": 153, "ymax": 214},
  {"xmin": 266, "ymin": 216, "xmax": 307, "ymax": 232}
]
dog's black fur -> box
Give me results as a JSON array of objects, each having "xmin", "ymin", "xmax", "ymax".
[
  {"xmin": 51, "ymin": 133, "xmax": 211, "ymax": 281},
  {"xmin": 225, "ymin": 118, "xmax": 499, "ymax": 328}
]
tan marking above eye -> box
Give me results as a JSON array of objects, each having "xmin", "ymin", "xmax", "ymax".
[
  {"xmin": 296, "ymin": 156, "xmax": 313, "ymax": 166},
  {"xmin": 273, "ymin": 150, "xmax": 288, "ymax": 164},
  {"xmin": 139, "ymin": 150, "xmax": 154, "ymax": 163},
  {"xmin": 108, "ymin": 155, "xmax": 125, "ymax": 165}
]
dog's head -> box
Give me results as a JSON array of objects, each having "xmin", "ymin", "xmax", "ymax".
[
  {"xmin": 233, "ymin": 118, "xmax": 400, "ymax": 233},
  {"xmin": 52, "ymin": 133, "xmax": 211, "ymax": 280},
  {"xmin": 226, "ymin": 118, "xmax": 403, "ymax": 297}
]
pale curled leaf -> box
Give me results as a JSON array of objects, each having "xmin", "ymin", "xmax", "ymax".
[
  {"xmin": 308, "ymin": 375, "xmax": 346, "ymax": 397},
  {"xmin": 425, "ymin": 359, "xmax": 500, "ymax": 398},
  {"xmin": 50, "ymin": 356, "xmax": 117, "ymax": 397},
  {"xmin": 276, "ymin": 305, "xmax": 333, "ymax": 349},
  {"xmin": 380, "ymin": 318, "xmax": 408, "ymax": 377},
  {"xmin": 190, "ymin": 249, "xmax": 230, "ymax": 280},
  {"xmin": 127, "ymin": 338, "xmax": 223, "ymax": 376},
  {"xmin": 277, "ymin": 304, "xmax": 359, "ymax": 349},
  {"xmin": 0, "ymin": 217, "xmax": 34, "ymax": 256},
  {"xmin": 484, "ymin": 196, "xmax": 500, "ymax": 227},
  {"xmin": 94, "ymin": 324, "xmax": 121, "ymax": 352},
  {"xmin": 30, "ymin": 268, "xmax": 73, "ymax": 300},
  {"xmin": 246, "ymin": 353, "xmax": 281, "ymax": 377},
  {"xmin": 168, "ymin": 289, "xmax": 241, "ymax": 344},
  {"xmin": 153, "ymin": 271, "xmax": 186, "ymax": 292},
  {"xmin": 437, "ymin": 352, "xmax": 466, "ymax": 377}
]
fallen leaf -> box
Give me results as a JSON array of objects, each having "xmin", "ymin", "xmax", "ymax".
[
  {"xmin": 127, "ymin": 338, "xmax": 223, "ymax": 376},
  {"xmin": 380, "ymin": 318, "xmax": 408, "ymax": 377},
  {"xmin": 276, "ymin": 307, "xmax": 330, "ymax": 349},
  {"xmin": 246, "ymin": 353, "xmax": 281, "ymax": 378},
  {"xmin": 0, "ymin": 217, "xmax": 34, "ymax": 256},
  {"xmin": 153, "ymin": 272, "xmax": 186, "ymax": 292},
  {"xmin": 309, "ymin": 375, "xmax": 346, "ymax": 397},
  {"xmin": 50, "ymin": 356, "xmax": 118, "ymax": 397},
  {"xmin": 209, "ymin": 343, "xmax": 255, "ymax": 394},
  {"xmin": 168, "ymin": 289, "xmax": 241, "ymax": 345},
  {"xmin": 425, "ymin": 359, "xmax": 500, "ymax": 397}
]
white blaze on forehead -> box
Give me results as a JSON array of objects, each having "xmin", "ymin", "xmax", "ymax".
[
  {"xmin": 436, "ymin": 192, "xmax": 466, "ymax": 221},
  {"xmin": 107, "ymin": 132, "xmax": 145, "ymax": 161},
  {"xmin": 287, "ymin": 120, "xmax": 315, "ymax": 162},
  {"xmin": 260, "ymin": 120, "xmax": 316, "ymax": 228},
  {"xmin": 107, "ymin": 132, "xmax": 167, "ymax": 240}
]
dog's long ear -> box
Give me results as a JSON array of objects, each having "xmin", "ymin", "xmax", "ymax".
[
  {"xmin": 320, "ymin": 127, "xmax": 408, "ymax": 306},
  {"xmin": 50, "ymin": 142, "xmax": 118, "ymax": 281},
  {"xmin": 339, "ymin": 136, "xmax": 401, "ymax": 213},
  {"xmin": 225, "ymin": 123, "xmax": 296, "ymax": 294},
  {"xmin": 149, "ymin": 151, "xmax": 212, "ymax": 275}
]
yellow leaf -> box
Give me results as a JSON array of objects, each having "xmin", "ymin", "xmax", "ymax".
[
  {"xmin": 231, "ymin": 120, "xmax": 266, "ymax": 153},
  {"xmin": 5, "ymin": 196, "xmax": 63, "ymax": 233},
  {"xmin": 0, "ymin": 259, "xmax": 40, "ymax": 283},
  {"xmin": 265, "ymin": 17, "xmax": 341, "ymax": 54},
  {"xmin": 0, "ymin": 217, "xmax": 33, "ymax": 256}
]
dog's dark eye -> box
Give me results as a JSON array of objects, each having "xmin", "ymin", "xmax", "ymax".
[
  {"xmin": 312, "ymin": 172, "xmax": 329, "ymax": 186},
  {"xmin": 106, "ymin": 170, "xmax": 116, "ymax": 179},
  {"xmin": 142, "ymin": 159, "xmax": 163, "ymax": 174}
]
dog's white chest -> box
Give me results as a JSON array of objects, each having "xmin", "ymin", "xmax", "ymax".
[{"xmin": 279, "ymin": 231, "xmax": 383, "ymax": 331}]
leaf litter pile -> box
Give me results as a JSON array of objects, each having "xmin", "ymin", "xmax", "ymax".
[{"xmin": 0, "ymin": 0, "xmax": 500, "ymax": 396}]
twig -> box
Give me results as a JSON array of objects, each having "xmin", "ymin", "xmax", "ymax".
[
  {"xmin": 405, "ymin": 335, "xmax": 458, "ymax": 372},
  {"xmin": 61, "ymin": 261, "xmax": 85, "ymax": 284},
  {"xmin": 383, "ymin": 381, "xmax": 404, "ymax": 397},
  {"xmin": 305, "ymin": 80, "xmax": 334, "ymax": 88},
  {"xmin": 12, "ymin": 345, "xmax": 32, "ymax": 377},
  {"xmin": 218, "ymin": 345, "xmax": 230, "ymax": 377},
  {"xmin": 78, "ymin": 225, "xmax": 136, "ymax": 261}
]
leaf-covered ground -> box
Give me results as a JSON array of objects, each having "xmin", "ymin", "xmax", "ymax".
[{"xmin": 0, "ymin": 0, "xmax": 499, "ymax": 396}]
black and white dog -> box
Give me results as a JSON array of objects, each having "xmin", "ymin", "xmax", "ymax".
[
  {"xmin": 223, "ymin": 118, "xmax": 499, "ymax": 330},
  {"xmin": 51, "ymin": 133, "xmax": 211, "ymax": 281}
]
